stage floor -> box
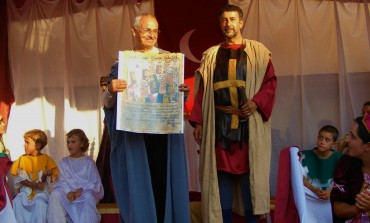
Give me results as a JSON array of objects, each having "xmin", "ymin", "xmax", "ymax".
[{"xmin": 98, "ymin": 200, "xmax": 275, "ymax": 223}]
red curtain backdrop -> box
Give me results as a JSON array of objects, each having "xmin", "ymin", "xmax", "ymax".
[
  {"xmin": 0, "ymin": 1, "xmax": 14, "ymax": 125},
  {"xmin": 154, "ymin": 0, "xmax": 227, "ymax": 115}
]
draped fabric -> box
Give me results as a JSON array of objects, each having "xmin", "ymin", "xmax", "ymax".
[
  {"xmin": 154, "ymin": 0, "xmax": 227, "ymax": 192},
  {"xmin": 0, "ymin": 0, "xmax": 14, "ymax": 125},
  {"xmin": 155, "ymin": 0, "xmax": 227, "ymax": 115},
  {"xmin": 2, "ymin": 0, "xmax": 370, "ymax": 197},
  {"xmin": 233, "ymin": 0, "xmax": 370, "ymax": 195},
  {"xmin": 5, "ymin": 0, "xmax": 154, "ymax": 161}
]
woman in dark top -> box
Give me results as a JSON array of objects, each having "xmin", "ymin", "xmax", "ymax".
[{"xmin": 331, "ymin": 114, "xmax": 370, "ymax": 223}]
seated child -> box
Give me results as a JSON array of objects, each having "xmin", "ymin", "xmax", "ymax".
[
  {"xmin": 300, "ymin": 125, "xmax": 343, "ymax": 222},
  {"xmin": 11, "ymin": 129, "xmax": 58, "ymax": 223},
  {"xmin": 301, "ymin": 125, "xmax": 343, "ymax": 199},
  {"xmin": 47, "ymin": 129, "xmax": 104, "ymax": 223}
]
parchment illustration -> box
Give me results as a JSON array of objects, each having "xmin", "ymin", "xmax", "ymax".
[{"xmin": 116, "ymin": 51, "xmax": 184, "ymax": 134}]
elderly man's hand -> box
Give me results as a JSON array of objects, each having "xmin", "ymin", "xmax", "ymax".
[
  {"xmin": 109, "ymin": 79, "xmax": 127, "ymax": 93},
  {"xmin": 178, "ymin": 84, "xmax": 190, "ymax": 101}
]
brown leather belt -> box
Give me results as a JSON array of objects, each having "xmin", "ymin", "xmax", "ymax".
[{"xmin": 215, "ymin": 106, "xmax": 244, "ymax": 117}]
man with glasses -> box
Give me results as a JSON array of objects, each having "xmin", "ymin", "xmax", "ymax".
[{"xmin": 104, "ymin": 14, "xmax": 190, "ymax": 223}]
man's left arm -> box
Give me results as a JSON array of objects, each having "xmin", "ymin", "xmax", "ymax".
[{"xmin": 251, "ymin": 60, "xmax": 277, "ymax": 121}]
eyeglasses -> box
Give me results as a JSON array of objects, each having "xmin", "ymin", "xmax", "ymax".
[{"xmin": 138, "ymin": 28, "xmax": 160, "ymax": 36}]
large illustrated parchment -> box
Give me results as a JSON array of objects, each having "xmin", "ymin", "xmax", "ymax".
[{"xmin": 116, "ymin": 51, "xmax": 184, "ymax": 134}]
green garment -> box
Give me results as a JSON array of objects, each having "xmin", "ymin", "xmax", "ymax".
[{"xmin": 301, "ymin": 148, "xmax": 343, "ymax": 190}]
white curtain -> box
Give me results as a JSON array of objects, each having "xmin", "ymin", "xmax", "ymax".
[
  {"xmin": 6, "ymin": 0, "xmax": 370, "ymax": 196},
  {"xmin": 233, "ymin": 0, "xmax": 370, "ymax": 195},
  {"xmin": 6, "ymin": 0, "xmax": 154, "ymax": 161}
]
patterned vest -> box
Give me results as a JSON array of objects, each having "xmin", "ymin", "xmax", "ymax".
[{"xmin": 213, "ymin": 46, "xmax": 248, "ymax": 149}]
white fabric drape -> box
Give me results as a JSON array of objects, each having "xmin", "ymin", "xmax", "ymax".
[
  {"xmin": 6, "ymin": 0, "xmax": 153, "ymax": 161},
  {"xmin": 6, "ymin": 0, "xmax": 370, "ymax": 196},
  {"xmin": 232, "ymin": 0, "xmax": 370, "ymax": 195}
]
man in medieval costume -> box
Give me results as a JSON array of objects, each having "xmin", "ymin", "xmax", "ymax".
[{"xmin": 189, "ymin": 4, "xmax": 277, "ymax": 223}]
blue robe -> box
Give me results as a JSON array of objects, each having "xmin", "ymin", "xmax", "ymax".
[{"xmin": 104, "ymin": 61, "xmax": 190, "ymax": 223}]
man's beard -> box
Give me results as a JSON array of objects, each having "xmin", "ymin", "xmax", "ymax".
[{"xmin": 223, "ymin": 28, "xmax": 237, "ymax": 38}]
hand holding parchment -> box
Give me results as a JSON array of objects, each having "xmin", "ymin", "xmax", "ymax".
[
  {"xmin": 108, "ymin": 79, "xmax": 127, "ymax": 94},
  {"xmin": 178, "ymin": 84, "xmax": 189, "ymax": 101}
]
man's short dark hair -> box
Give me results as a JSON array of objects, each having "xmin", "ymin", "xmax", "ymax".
[
  {"xmin": 319, "ymin": 125, "xmax": 339, "ymax": 142},
  {"xmin": 218, "ymin": 4, "xmax": 243, "ymax": 19}
]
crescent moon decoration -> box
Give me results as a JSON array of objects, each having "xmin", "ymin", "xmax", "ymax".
[{"xmin": 179, "ymin": 29, "xmax": 201, "ymax": 64}]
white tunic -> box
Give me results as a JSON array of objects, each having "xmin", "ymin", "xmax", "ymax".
[
  {"xmin": 47, "ymin": 156, "xmax": 104, "ymax": 223},
  {"xmin": 12, "ymin": 161, "xmax": 53, "ymax": 223}
]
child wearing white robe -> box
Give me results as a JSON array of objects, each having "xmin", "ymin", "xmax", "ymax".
[
  {"xmin": 47, "ymin": 129, "xmax": 104, "ymax": 223},
  {"xmin": 11, "ymin": 129, "xmax": 58, "ymax": 223}
]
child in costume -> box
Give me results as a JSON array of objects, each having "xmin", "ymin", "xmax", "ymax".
[
  {"xmin": 300, "ymin": 125, "xmax": 343, "ymax": 222},
  {"xmin": 301, "ymin": 125, "xmax": 343, "ymax": 197},
  {"xmin": 47, "ymin": 129, "xmax": 103, "ymax": 223},
  {"xmin": 11, "ymin": 129, "xmax": 58, "ymax": 223}
]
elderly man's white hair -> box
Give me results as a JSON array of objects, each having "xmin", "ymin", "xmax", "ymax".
[{"xmin": 133, "ymin": 13, "xmax": 156, "ymax": 29}]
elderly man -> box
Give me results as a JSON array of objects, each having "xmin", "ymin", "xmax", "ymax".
[
  {"xmin": 103, "ymin": 14, "xmax": 190, "ymax": 223},
  {"xmin": 189, "ymin": 4, "xmax": 277, "ymax": 223}
]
